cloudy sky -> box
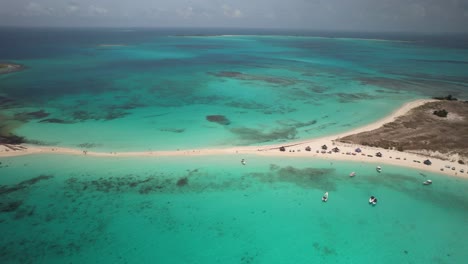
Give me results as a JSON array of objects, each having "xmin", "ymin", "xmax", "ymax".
[{"xmin": 0, "ymin": 0, "xmax": 468, "ymax": 32}]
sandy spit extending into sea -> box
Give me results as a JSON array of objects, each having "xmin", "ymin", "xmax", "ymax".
[{"xmin": 1, "ymin": 99, "xmax": 467, "ymax": 178}]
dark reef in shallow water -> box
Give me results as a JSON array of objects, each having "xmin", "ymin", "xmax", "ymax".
[
  {"xmin": 39, "ymin": 118, "xmax": 74, "ymax": 124},
  {"xmin": 18, "ymin": 175, "xmax": 54, "ymax": 186},
  {"xmin": 0, "ymin": 95, "xmax": 17, "ymax": 109},
  {"xmin": 206, "ymin": 115, "xmax": 231, "ymax": 125},
  {"xmin": 0, "ymin": 175, "xmax": 54, "ymax": 196},
  {"xmin": 208, "ymin": 71, "xmax": 296, "ymax": 86},
  {"xmin": 334, "ymin": 92, "xmax": 378, "ymax": 103},
  {"xmin": 14, "ymin": 110, "xmax": 50, "ymax": 121},
  {"xmin": 250, "ymin": 165, "xmax": 337, "ymax": 191},
  {"xmin": 77, "ymin": 143, "xmax": 101, "ymax": 149},
  {"xmin": 0, "ymin": 201, "xmax": 23, "ymax": 212},
  {"xmin": 0, "ymin": 175, "xmax": 54, "ymax": 216},
  {"xmin": 230, "ymin": 126, "xmax": 297, "ymax": 144},
  {"xmin": 71, "ymin": 108, "xmax": 130, "ymax": 122},
  {"xmin": 0, "ymin": 133, "xmax": 25, "ymax": 144},
  {"xmin": 160, "ymin": 128, "xmax": 185, "ymax": 133},
  {"xmin": 104, "ymin": 111, "xmax": 130, "ymax": 121},
  {"xmin": 176, "ymin": 177, "xmax": 188, "ymax": 187},
  {"xmin": 72, "ymin": 111, "xmax": 95, "ymax": 121}
]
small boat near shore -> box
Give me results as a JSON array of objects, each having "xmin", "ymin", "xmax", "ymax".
[
  {"xmin": 241, "ymin": 159, "xmax": 246, "ymax": 165},
  {"xmin": 423, "ymin": 179, "xmax": 432, "ymax": 185},
  {"xmin": 376, "ymin": 166, "xmax": 382, "ymax": 173},
  {"xmin": 369, "ymin": 196, "xmax": 377, "ymax": 205},
  {"xmin": 322, "ymin": 192, "xmax": 329, "ymax": 202},
  {"xmin": 349, "ymin": 172, "xmax": 356, "ymax": 177}
]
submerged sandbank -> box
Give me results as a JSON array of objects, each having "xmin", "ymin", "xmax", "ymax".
[{"xmin": 1, "ymin": 99, "xmax": 467, "ymax": 178}]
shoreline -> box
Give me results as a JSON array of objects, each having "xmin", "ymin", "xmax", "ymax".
[
  {"xmin": 0, "ymin": 62, "xmax": 24, "ymax": 75},
  {"xmin": 1, "ymin": 99, "xmax": 467, "ymax": 179}
]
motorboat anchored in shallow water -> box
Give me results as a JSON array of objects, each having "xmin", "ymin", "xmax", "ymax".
[
  {"xmin": 423, "ymin": 179, "xmax": 432, "ymax": 185},
  {"xmin": 322, "ymin": 192, "xmax": 329, "ymax": 202},
  {"xmin": 369, "ymin": 196, "xmax": 377, "ymax": 205},
  {"xmin": 349, "ymin": 172, "xmax": 356, "ymax": 177},
  {"xmin": 241, "ymin": 159, "xmax": 246, "ymax": 165},
  {"xmin": 376, "ymin": 166, "xmax": 382, "ymax": 173}
]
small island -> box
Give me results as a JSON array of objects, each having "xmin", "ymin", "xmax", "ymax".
[
  {"xmin": 98, "ymin": 44, "xmax": 127, "ymax": 47},
  {"xmin": 0, "ymin": 62, "xmax": 24, "ymax": 75},
  {"xmin": 338, "ymin": 99, "xmax": 468, "ymax": 161}
]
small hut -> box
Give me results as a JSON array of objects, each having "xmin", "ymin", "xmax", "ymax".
[
  {"xmin": 332, "ymin": 147, "xmax": 340, "ymax": 153},
  {"xmin": 305, "ymin": 146, "xmax": 311, "ymax": 152},
  {"xmin": 376, "ymin": 152, "xmax": 383, "ymax": 158},
  {"xmin": 279, "ymin": 146, "xmax": 286, "ymax": 152},
  {"xmin": 423, "ymin": 159, "xmax": 432, "ymax": 165}
]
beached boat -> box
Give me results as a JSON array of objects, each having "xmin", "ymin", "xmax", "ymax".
[
  {"xmin": 376, "ymin": 166, "xmax": 382, "ymax": 173},
  {"xmin": 322, "ymin": 192, "xmax": 329, "ymax": 202},
  {"xmin": 369, "ymin": 196, "xmax": 377, "ymax": 205},
  {"xmin": 349, "ymin": 172, "xmax": 356, "ymax": 177},
  {"xmin": 423, "ymin": 179, "xmax": 432, "ymax": 185}
]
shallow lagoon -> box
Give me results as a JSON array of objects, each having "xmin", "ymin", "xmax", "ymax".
[
  {"xmin": 1, "ymin": 154, "xmax": 467, "ymax": 263},
  {"xmin": 2, "ymin": 30, "xmax": 468, "ymax": 150}
]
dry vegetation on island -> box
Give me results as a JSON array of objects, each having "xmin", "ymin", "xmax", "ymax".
[{"xmin": 338, "ymin": 99, "xmax": 468, "ymax": 162}]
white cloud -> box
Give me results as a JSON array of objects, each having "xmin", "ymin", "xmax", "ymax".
[
  {"xmin": 25, "ymin": 2, "xmax": 54, "ymax": 16},
  {"xmin": 67, "ymin": 3, "xmax": 79, "ymax": 13},
  {"xmin": 408, "ymin": 3, "xmax": 426, "ymax": 17},
  {"xmin": 26, "ymin": 2, "xmax": 41, "ymax": 13},
  {"xmin": 176, "ymin": 6, "xmax": 194, "ymax": 19},
  {"xmin": 0, "ymin": 0, "xmax": 465, "ymax": 32},
  {"xmin": 222, "ymin": 4, "xmax": 242, "ymax": 18},
  {"xmin": 88, "ymin": 5, "xmax": 108, "ymax": 16}
]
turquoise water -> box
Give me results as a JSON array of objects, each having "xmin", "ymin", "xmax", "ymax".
[
  {"xmin": 2, "ymin": 29, "xmax": 468, "ymax": 263},
  {"xmin": 2, "ymin": 29, "xmax": 468, "ymax": 150},
  {"xmin": 1, "ymin": 154, "xmax": 467, "ymax": 263}
]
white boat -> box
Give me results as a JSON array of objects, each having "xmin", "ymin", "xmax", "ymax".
[
  {"xmin": 322, "ymin": 192, "xmax": 328, "ymax": 202},
  {"xmin": 423, "ymin": 179, "xmax": 432, "ymax": 185},
  {"xmin": 376, "ymin": 166, "xmax": 382, "ymax": 173},
  {"xmin": 369, "ymin": 196, "xmax": 377, "ymax": 205},
  {"xmin": 349, "ymin": 172, "xmax": 356, "ymax": 177},
  {"xmin": 241, "ymin": 159, "xmax": 246, "ymax": 165}
]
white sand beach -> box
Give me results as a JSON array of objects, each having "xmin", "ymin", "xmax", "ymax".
[{"xmin": 1, "ymin": 99, "xmax": 467, "ymax": 178}]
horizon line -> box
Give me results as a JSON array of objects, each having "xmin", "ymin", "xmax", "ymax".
[{"xmin": 0, "ymin": 25, "xmax": 468, "ymax": 35}]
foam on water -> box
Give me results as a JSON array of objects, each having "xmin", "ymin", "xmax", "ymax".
[{"xmin": 1, "ymin": 154, "xmax": 467, "ymax": 263}]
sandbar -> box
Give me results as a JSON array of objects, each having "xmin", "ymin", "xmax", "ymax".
[
  {"xmin": 0, "ymin": 63, "xmax": 24, "ymax": 75},
  {"xmin": 1, "ymin": 99, "xmax": 467, "ymax": 179}
]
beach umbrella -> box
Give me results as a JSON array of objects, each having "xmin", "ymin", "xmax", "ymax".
[
  {"xmin": 424, "ymin": 159, "xmax": 432, "ymax": 165},
  {"xmin": 355, "ymin": 148, "xmax": 361, "ymax": 153},
  {"xmin": 322, "ymin": 145, "xmax": 328, "ymax": 150}
]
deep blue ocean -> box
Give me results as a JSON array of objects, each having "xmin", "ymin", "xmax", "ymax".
[{"xmin": 1, "ymin": 28, "xmax": 468, "ymax": 263}]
